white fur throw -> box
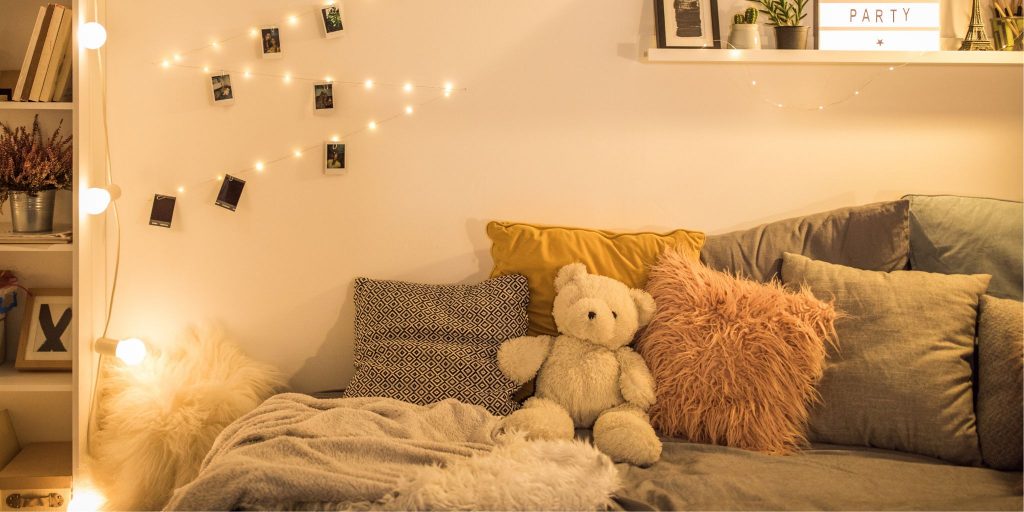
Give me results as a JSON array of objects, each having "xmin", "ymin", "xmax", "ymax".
[
  {"xmin": 92, "ymin": 327, "xmax": 282, "ymax": 511},
  {"xmin": 383, "ymin": 433, "xmax": 620, "ymax": 511}
]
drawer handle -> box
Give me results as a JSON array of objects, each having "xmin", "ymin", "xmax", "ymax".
[{"xmin": 5, "ymin": 493, "xmax": 64, "ymax": 509}]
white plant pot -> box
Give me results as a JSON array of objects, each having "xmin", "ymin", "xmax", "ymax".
[{"xmin": 728, "ymin": 24, "xmax": 761, "ymax": 50}]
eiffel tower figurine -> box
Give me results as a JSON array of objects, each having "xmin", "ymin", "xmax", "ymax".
[{"xmin": 959, "ymin": 0, "xmax": 994, "ymax": 50}]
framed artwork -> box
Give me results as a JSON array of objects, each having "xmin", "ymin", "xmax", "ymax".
[
  {"xmin": 655, "ymin": 0, "xmax": 722, "ymax": 48},
  {"xmin": 16, "ymin": 289, "xmax": 72, "ymax": 371}
]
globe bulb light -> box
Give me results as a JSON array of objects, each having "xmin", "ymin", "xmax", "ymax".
[{"xmin": 79, "ymin": 22, "xmax": 107, "ymax": 50}]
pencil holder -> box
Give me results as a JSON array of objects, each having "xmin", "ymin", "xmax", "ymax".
[{"xmin": 992, "ymin": 17, "xmax": 1023, "ymax": 50}]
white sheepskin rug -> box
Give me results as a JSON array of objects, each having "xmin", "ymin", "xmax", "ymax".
[
  {"xmin": 380, "ymin": 433, "xmax": 620, "ymax": 511},
  {"xmin": 91, "ymin": 326, "xmax": 283, "ymax": 511}
]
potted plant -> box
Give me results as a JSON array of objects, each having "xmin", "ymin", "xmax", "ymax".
[
  {"xmin": 749, "ymin": 0, "xmax": 809, "ymax": 49},
  {"xmin": 0, "ymin": 116, "xmax": 73, "ymax": 233},
  {"xmin": 728, "ymin": 8, "xmax": 761, "ymax": 49}
]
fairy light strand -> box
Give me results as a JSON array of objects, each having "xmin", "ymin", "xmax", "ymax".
[
  {"xmin": 722, "ymin": 42, "xmax": 926, "ymax": 112},
  {"xmin": 169, "ymin": 92, "xmax": 450, "ymax": 194},
  {"xmin": 160, "ymin": 61, "xmax": 464, "ymax": 92}
]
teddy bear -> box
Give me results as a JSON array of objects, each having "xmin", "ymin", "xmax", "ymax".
[{"xmin": 496, "ymin": 263, "xmax": 662, "ymax": 466}]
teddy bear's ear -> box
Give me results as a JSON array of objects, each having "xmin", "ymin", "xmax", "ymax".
[
  {"xmin": 629, "ymin": 288, "xmax": 657, "ymax": 327},
  {"xmin": 554, "ymin": 262, "xmax": 589, "ymax": 292}
]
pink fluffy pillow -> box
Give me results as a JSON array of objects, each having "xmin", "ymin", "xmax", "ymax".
[{"xmin": 636, "ymin": 249, "xmax": 837, "ymax": 455}]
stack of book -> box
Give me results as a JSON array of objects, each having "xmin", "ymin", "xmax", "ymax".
[{"xmin": 4, "ymin": 4, "xmax": 73, "ymax": 103}]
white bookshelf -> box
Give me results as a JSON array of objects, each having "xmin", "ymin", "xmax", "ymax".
[{"xmin": 0, "ymin": 102, "xmax": 74, "ymax": 110}]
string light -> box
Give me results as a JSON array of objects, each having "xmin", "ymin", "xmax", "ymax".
[
  {"xmin": 368, "ymin": 120, "xmax": 378, "ymax": 131},
  {"xmin": 177, "ymin": 186, "xmax": 186, "ymax": 194},
  {"xmin": 288, "ymin": 15, "xmax": 299, "ymax": 25},
  {"xmin": 283, "ymin": 73, "xmax": 292, "ymax": 83},
  {"xmin": 255, "ymin": 161, "xmax": 265, "ymax": 172},
  {"xmin": 405, "ymin": 105, "xmax": 414, "ymax": 115},
  {"xmin": 741, "ymin": 59, "xmax": 915, "ymax": 112},
  {"xmin": 79, "ymin": 22, "xmax": 107, "ymax": 50},
  {"xmin": 364, "ymin": 79, "xmax": 374, "ymax": 89},
  {"xmin": 330, "ymin": 135, "xmax": 340, "ymax": 142},
  {"xmin": 403, "ymin": 82, "xmax": 413, "ymax": 93},
  {"xmin": 173, "ymin": 53, "xmax": 182, "ymax": 62},
  {"xmin": 202, "ymin": 66, "xmax": 210, "ymax": 73},
  {"xmin": 249, "ymin": 28, "xmax": 258, "ymax": 38},
  {"xmin": 751, "ymin": 80, "xmax": 757, "ymax": 86},
  {"xmin": 293, "ymin": 149, "xmax": 303, "ymax": 157},
  {"xmin": 161, "ymin": 60, "xmax": 170, "ymax": 69},
  {"xmin": 244, "ymin": 69, "xmax": 252, "ymax": 78},
  {"xmin": 325, "ymin": 76, "xmax": 334, "ymax": 83},
  {"xmin": 216, "ymin": 175, "xmax": 224, "ymax": 181},
  {"xmin": 211, "ymin": 41, "xmax": 220, "ymax": 50}
]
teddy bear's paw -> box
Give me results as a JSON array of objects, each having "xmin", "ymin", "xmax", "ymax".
[
  {"xmin": 593, "ymin": 407, "xmax": 663, "ymax": 466},
  {"xmin": 497, "ymin": 401, "xmax": 575, "ymax": 441}
]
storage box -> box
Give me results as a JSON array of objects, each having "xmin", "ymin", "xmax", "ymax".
[{"xmin": 0, "ymin": 443, "xmax": 70, "ymax": 511}]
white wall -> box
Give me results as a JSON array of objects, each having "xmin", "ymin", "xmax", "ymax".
[{"xmin": 104, "ymin": 0, "xmax": 1022, "ymax": 393}]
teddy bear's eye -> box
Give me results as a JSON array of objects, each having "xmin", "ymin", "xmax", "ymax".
[{"xmin": 612, "ymin": 311, "xmax": 618, "ymax": 319}]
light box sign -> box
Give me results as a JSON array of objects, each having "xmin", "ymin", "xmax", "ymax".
[{"xmin": 818, "ymin": 1, "xmax": 940, "ymax": 51}]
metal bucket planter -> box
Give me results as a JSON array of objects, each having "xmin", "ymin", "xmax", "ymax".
[
  {"xmin": 774, "ymin": 26, "xmax": 809, "ymax": 49},
  {"xmin": 9, "ymin": 189, "xmax": 56, "ymax": 233}
]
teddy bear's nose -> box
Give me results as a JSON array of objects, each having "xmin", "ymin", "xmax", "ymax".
[{"xmin": 588, "ymin": 311, "xmax": 597, "ymax": 320}]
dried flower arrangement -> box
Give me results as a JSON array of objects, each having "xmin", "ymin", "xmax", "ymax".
[{"xmin": 0, "ymin": 115, "xmax": 73, "ymax": 207}]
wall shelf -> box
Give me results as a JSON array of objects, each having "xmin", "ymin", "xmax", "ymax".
[
  {"xmin": 645, "ymin": 49, "xmax": 1024, "ymax": 65},
  {"xmin": 0, "ymin": 243, "xmax": 72, "ymax": 252},
  {"xmin": 0, "ymin": 363, "xmax": 72, "ymax": 392},
  {"xmin": 0, "ymin": 102, "xmax": 73, "ymax": 111}
]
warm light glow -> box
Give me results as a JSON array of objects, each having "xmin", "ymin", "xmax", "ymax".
[
  {"xmin": 244, "ymin": 69, "xmax": 252, "ymax": 78},
  {"xmin": 288, "ymin": 15, "xmax": 299, "ymax": 25},
  {"xmin": 368, "ymin": 121, "xmax": 378, "ymax": 131},
  {"xmin": 115, "ymin": 338, "xmax": 148, "ymax": 366},
  {"xmin": 330, "ymin": 135, "xmax": 340, "ymax": 142},
  {"xmin": 443, "ymin": 90, "xmax": 452, "ymax": 98},
  {"xmin": 216, "ymin": 175, "xmax": 224, "ymax": 181},
  {"xmin": 255, "ymin": 161, "xmax": 265, "ymax": 172},
  {"xmin": 293, "ymin": 149, "xmax": 303, "ymax": 157},
  {"xmin": 364, "ymin": 79, "xmax": 374, "ymax": 89},
  {"xmin": 202, "ymin": 66, "xmax": 210, "ymax": 73},
  {"xmin": 283, "ymin": 73, "xmax": 292, "ymax": 83},
  {"xmin": 777, "ymin": 103, "xmax": 784, "ymax": 108},
  {"xmin": 161, "ymin": 59, "xmax": 170, "ymax": 69},
  {"xmin": 751, "ymin": 80, "xmax": 757, "ymax": 86},
  {"xmin": 403, "ymin": 82, "xmax": 413, "ymax": 93},
  {"xmin": 177, "ymin": 186, "xmax": 186, "ymax": 194},
  {"xmin": 82, "ymin": 187, "xmax": 115, "ymax": 215},
  {"xmin": 79, "ymin": 22, "xmax": 107, "ymax": 50},
  {"xmin": 888, "ymin": 66, "xmax": 895, "ymax": 71},
  {"xmin": 211, "ymin": 40, "xmax": 221, "ymax": 50},
  {"xmin": 325, "ymin": 76, "xmax": 334, "ymax": 83},
  {"xmin": 854, "ymin": 90, "xmax": 860, "ymax": 95},
  {"xmin": 173, "ymin": 53, "xmax": 182, "ymax": 62},
  {"xmin": 250, "ymin": 28, "xmax": 259, "ymax": 37},
  {"xmin": 818, "ymin": 105, "xmax": 825, "ymax": 110},
  {"xmin": 404, "ymin": 105, "xmax": 414, "ymax": 115},
  {"xmin": 444, "ymin": 82, "xmax": 454, "ymax": 92},
  {"xmin": 68, "ymin": 487, "xmax": 106, "ymax": 512}
]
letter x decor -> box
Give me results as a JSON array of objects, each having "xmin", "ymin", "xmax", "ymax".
[{"xmin": 15, "ymin": 289, "xmax": 73, "ymax": 371}]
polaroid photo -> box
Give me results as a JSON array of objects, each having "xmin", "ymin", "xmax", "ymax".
[
  {"xmin": 260, "ymin": 26, "xmax": 282, "ymax": 58},
  {"xmin": 149, "ymin": 194, "xmax": 176, "ymax": 228},
  {"xmin": 215, "ymin": 175, "xmax": 246, "ymax": 211},
  {"xmin": 210, "ymin": 73, "xmax": 234, "ymax": 104},
  {"xmin": 319, "ymin": 4, "xmax": 344, "ymax": 39},
  {"xmin": 324, "ymin": 142, "xmax": 345, "ymax": 175},
  {"xmin": 314, "ymin": 83, "xmax": 334, "ymax": 111}
]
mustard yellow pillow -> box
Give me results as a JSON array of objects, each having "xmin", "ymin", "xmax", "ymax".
[{"xmin": 487, "ymin": 221, "xmax": 705, "ymax": 336}]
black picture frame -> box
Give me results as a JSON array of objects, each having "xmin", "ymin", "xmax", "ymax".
[{"xmin": 655, "ymin": 0, "xmax": 722, "ymax": 49}]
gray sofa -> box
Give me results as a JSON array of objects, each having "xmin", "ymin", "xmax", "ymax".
[{"xmin": 609, "ymin": 196, "xmax": 1022, "ymax": 511}]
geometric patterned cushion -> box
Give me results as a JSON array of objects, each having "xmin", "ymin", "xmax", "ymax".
[{"xmin": 342, "ymin": 274, "xmax": 529, "ymax": 415}]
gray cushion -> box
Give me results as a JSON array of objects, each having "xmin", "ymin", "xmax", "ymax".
[
  {"xmin": 343, "ymin": 274, "xmax": 529, "ymax": 415},
  {"xmin": 781, "ymin": 253, "xmax": 990, "ymax": 466},
  {"xmin": 701, "ymin": 201, "xmax": 909, "ymax": 282},
  {"xmin": 906, "ymin": 195, "xmax": 1023, "ymax": 301},
  {"xmin": 977, "ymin": 295, "xmax": 1024, "ymax": 471}
]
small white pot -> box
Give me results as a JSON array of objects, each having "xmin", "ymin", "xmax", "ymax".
[{"xmin": 728, "ymin": 24, "xmax": 761, "ymax": 50}]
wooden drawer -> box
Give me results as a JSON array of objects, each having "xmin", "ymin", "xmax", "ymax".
[{"xmin": 0, "ymin": 489, "xmax": 69, "ymax": 511}]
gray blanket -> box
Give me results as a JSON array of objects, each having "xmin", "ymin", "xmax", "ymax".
[{"xmin": 164, "ymin": 393, "xmax": 500, "ymax": 511}]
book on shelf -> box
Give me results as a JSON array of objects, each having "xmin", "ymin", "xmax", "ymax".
[
  {"xmin": 11, "ymin": 4, "xmax": 73, "ymax": 103},
  {"xmin": 38, "ymin": 7, "xmax": 72, "ymax": 102}
]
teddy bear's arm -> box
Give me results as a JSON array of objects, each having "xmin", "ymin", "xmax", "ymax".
[
  {"xmin": 616, "ymin": 348, "xmax": 656, "ymax": 411},
  {"xmin": 497, "ymin": 336, "xmax": 554, "ymax": 385}
]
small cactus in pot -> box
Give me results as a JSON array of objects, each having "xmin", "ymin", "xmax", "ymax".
[{"xmin": 728, "ymin": 7, "xmax": 761, "ymax": 49}]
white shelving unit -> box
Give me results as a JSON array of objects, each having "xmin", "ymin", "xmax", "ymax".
[
  {"xmin": 645, "ymin": 48, "xmax": 1024, "ymax": 65},
  {"xmin": 0, "ymin": 102, "xmax": 74, "ymax": 110}
]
